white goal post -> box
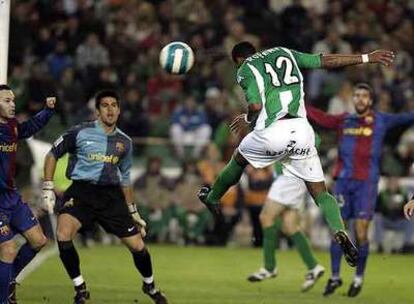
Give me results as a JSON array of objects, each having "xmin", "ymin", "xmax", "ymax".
[{"xmin": 0, "ymin": 0, "xmax": 11, "ymax": 84}]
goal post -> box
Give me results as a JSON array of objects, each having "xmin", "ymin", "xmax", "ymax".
[{"xmin": 0, "ymin": 0, "xmax": 11, "ymax": 84}]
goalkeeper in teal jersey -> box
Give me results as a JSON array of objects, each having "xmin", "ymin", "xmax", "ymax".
[
  {"xmin": 248, "ymin": 136, "xmax": 324, "ymax": 292},
  {"xmin": 198, "ymin": 41, "xmax": 395, "ymax": 267}
]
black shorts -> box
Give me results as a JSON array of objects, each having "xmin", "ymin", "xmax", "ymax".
[{"xmin": 60, "ymin": 181, "xmax": 138, "ymax": 238}]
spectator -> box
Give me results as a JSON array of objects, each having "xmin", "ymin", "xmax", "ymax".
[
  {"xmin": 243, "ymin": 166, "xmax": 273, "ymax": 247},
  {"xmin": 58, "ymin": 67, "xmax": 85, "ymax": 120},
  {"xmin": 146, "ymin": 69, "xmax": 183, "ymax": 116},
  {"xmin": 63, "ymin": 16, "xmax": 84, "ymax": 55},
  {"xmin": 374, "ymin": 177, "xmax": 414, "ymax": 253},
  {"xmin": 170, "ymin": 96, "xmax": 211, "ymax": 160},
  {"xmin": 33, "ymin": 27, "xmax": 56, "ymax": 60},
  {"xmin": 47, "ymin": 40, "xmax": 73, "ymax": 81},
  {"xmin": 172, "ymin": 161, "xmax": 211, "ymax": 245},
  {"xmin": 308, "ymin": 29, "xmax": 352, "ymax": 101},
  {"xmin": 327, "ymin": 81, "xmax": 354, "ymax": 114},
  {"xmin": 9, "ymin": 65, "xmax": 29, "ymax": 114},
  {"xmin": 120, "ymin": 88, "xmax": 150, "ymax": 138},
  {"xmin": 75, "ymin": 33, "xmax": 110, "ymax": 72},
  {"xmin": 223, "ymin": 20, "xmax": 260, "ymax": 56},
  {"xmin": 134, "ymin": 157, "xmax": 175, "ymax": 242},
  {"xmin": 204, "ymin": 87, "xmax": 226, "ymax": 133}
]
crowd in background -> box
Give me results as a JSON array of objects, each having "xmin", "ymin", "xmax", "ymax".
[{"xmin": 8, "ymin": 0, "xmax": 414, "ymax": 251}]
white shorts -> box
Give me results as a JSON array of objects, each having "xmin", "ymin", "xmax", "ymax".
[
  {"xmin": 238, "ymin": 118, "xmax": 325, "ymax": 182},
  {"xmin": 267, "ymin": 175, "xmax": 309, "ymax": 209}
]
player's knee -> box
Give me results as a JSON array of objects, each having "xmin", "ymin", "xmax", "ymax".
[
  {"xmin": 0, "ymin": 243, "xmax": 17, "ymax": 262},
  {"xmin": 282, "ymin": 222, "xmax": 299, "ymax": 236},
  {"xmin": 32, "ymin": 234, "xmax": 48, "ymax": 251},
  {"xmin": 259, "ymin": 212, "xmax": 273, "ymax": 227},
  {"xmin": 355, "ymin": 230, "xmax": 368, "ymax": 244},
  {"xmin": 56, "ymin": 227, "xmax": 74, "ymax": 241},
  {"xmin": 126, "ymin": 236, "xmax": 145, "ymax": 252},
  {"xmin": 305, "ymin": 181, "xmax": 326, "ymax": 199}
]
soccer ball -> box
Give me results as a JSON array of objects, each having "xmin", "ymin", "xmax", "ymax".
[{"xmin": 159, "ymin": 42, "xmax": 195, "ymax": 74}]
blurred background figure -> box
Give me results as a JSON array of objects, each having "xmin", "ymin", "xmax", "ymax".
[
  {"xmin": 170, "ymin": 95, "xmax": 211, "ymax": 160},
  {"xmin": 374, "ymin": 177, "xmax": 414, "ymax": 253}
]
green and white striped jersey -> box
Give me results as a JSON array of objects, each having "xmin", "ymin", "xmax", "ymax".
[{"xmin": 237, "ymin": 47, "xmax": 321, "ymax": 130}]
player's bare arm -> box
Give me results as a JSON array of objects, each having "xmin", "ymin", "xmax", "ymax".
[
  {"xmin": 43, "ymin": 152, "xmax": 57, "ymax": 181},
  {"xmin": 321, "ymin": 50, "xmax": 395, "ymax": 68},
  {"xmin": 404, "ymin": 200, "xmax": 414, "ymax": 220},
  {"xmin": 230, "ymin": 103, "xmax": 262, "ymax": 134}
]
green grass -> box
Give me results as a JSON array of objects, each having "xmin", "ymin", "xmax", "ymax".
[{"xmin": 19, "ymin": 245, "xmax": 414, "ymax": 304}]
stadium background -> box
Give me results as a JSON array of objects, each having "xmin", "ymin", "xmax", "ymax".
[{"xmin": 4, "ymin": 0, "xmax": 414, "ymax": 303}]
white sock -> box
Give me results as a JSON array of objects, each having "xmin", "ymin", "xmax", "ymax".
[
  {"xmin": 143, "ymin": 276, "xmax": 154, "ymax": 284},
  {"xmin": 331, "ymin": 275, "xmax": 340, "ymax": 281},
  {"xmin": 73, "ymin": 275, "xmax": 85, "ymax": 287},
  {"xmin": 353, "ymin": 276, "xmax": 363, "ymax": 286}
]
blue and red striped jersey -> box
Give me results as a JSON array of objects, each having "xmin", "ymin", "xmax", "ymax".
[
  {"xmin": 306, "ymin": 105, "xmax": 414, "ymax": 181},
  {"xmin": 0, "ymin": 108, "xmax": 54, "ymax": 191}
]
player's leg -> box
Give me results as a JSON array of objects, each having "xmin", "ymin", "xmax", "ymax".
[
  {"xmin": 285, "ymin": 153, "xmax": 358, "ymax": 268},
  {"xmin": 121, "ymin": 235, "xmax": 167, "ymax": 304},
  {"xmin": 347, "ymin": 219, "xmax": 369, "ymax": 297},
  {"xmin": 198, "ymin": 150, "xmax": 248, "ymax": 218},
  {"xmin": 347, "ymin": 180, "xmax": 376, "ymax": 297},
  {"xmin": 324, "ymin": 180, "xmax": 352, "ymax": 296},
  {"xmin": 280, "ymin": 120, "xmax": 357, "ymax": 268},
  {"xmin": 279, "ymin": 121, "xmax": 347, "ymax": 235},
  {"xmin": 8, "ymin": 224, "xmax": 47, "ymax": 304},
  {"xmin": 13, "ymin": 225, "xmax": 47, "ymax": 279},
  {"xmin": 56, "ymin": 213, "xmax": 87, "ymax": 303},
  {"xmin": 325, "ymin": 231, "xmax": 345, "ymax": 297},
  {"xmin": 282, "ymin": 209, "xmax": 324, "ymax": 292},
  {"xmin": 305, "ymin": 181, "xmax": 345, "ymax": 234},
  {"xmin": 247, "ymin": 199, "xmax": 284, "ymax": 282},
  {"xmin": 198, "ymin": 124, "xmax": 283, "ymax": 218},
  {"xmin": 0, "ymin": 240, "xmax": 16, "ymax": 303},
  {"xmin": 305, "ymin": 180, "xmax": 358, "ymax": 268},
  {"xmin": 57, "ymin": 183, "xmax": 98, "ymax": 303},
  {"xmin": 98, "ymin": 188, "xmax": 167, "ymax": 304},
  {"xmin": 7, "ymin": 197, "xmax": 47, "ymax": 303}
]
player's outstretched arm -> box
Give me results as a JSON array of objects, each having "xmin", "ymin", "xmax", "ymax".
[
  {"xmin": 404, "ymin": 200, "xmax": 414, "ymax": 220},
  {"xmin": 18, "ymin": 96, "xmax": 56, "ymax": 139},
  {"xmin": 321, "ymin": 50, "xmax": 395, "ymax": 69},
  {"xmin": 382, "ymin": 112, "xmax": 414, "ymax": 130},
  {"xmin": 305, "ymin": 104, "xmax": 345, "ymax": 130}
]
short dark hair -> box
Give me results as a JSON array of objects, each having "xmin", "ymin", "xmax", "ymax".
[
  {"xmin": 95, "ymin": 89, "xmax": 120, "ymax": 109},
  {"xmin": 354, "ymin": 83, "xmax": 374, "ymax": 99},
  {"xmin": 231, "ymin": 41, "xmax": 257, "ymax": 63},
  {"xmin": 0, "ymin": 85, "xmax": 12, "ymax": 92}
]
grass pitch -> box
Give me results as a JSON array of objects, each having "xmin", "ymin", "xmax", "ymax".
[{"xmin": 18, "ymin": 245, "xmax": 414, "ymax": 304}]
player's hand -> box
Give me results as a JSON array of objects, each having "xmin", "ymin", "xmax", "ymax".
[
  {"xmin": 128, "ymin": 204, "xmax": 147, "ymax": 237},
  {"xmin": 230, "ymin": 114, "xmax": 249, "ymax": 134},
  {"xmin": 368, "ymin": 50, "xmax": 395, "ymax": 67},
  {"xmin": 42, "ymin": 181, "xmax": 56, "ymax": 214},
  {"xmin": 45, "ymin": 97, "xmax": 56, "ymax": 109},
  {"xmin": 404, "ymin": 200, "xmax": 414, "ymax": 220}
]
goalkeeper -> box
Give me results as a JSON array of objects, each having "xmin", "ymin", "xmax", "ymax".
[{"xmin": 43, "ymin": 90, "xmax": 167, "ymax": 304}]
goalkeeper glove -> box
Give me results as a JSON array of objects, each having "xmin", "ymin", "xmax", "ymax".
[
  {"xmin": 128, "ymin": 203, "xmax": 147, "ymax": 237},
  {"xmin": 42, "ymin": 181, "xmax": 56, "ymax": 214}
]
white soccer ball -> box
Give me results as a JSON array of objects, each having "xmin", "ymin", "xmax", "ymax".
[{"xmin": 159, "ymin": 42, "xmax": 195, "ymax": 74}]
